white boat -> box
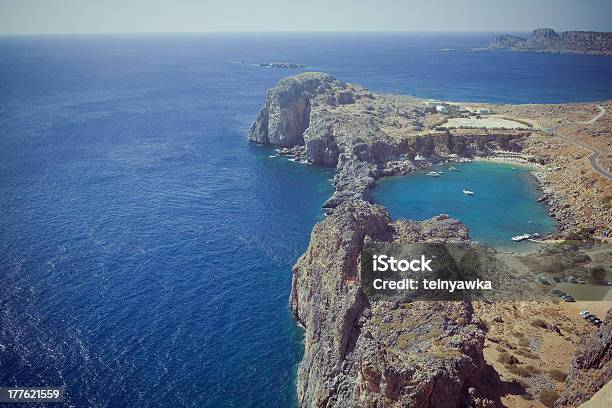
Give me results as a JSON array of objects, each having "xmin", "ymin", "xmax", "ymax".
[
  {"xmin": 448, "ymin": 166, "xmax": 457, "ymax": 171},
  {"xmin": 427, "ymin": 171, "xmax": 440, "ymax": 177},
  {"xmin": 511, "ymin": 233, "xmax": 531, "ymax": 242},
  {"xmin": 462, "ymin": 189, "xmax": 474, "ymax": 195}
]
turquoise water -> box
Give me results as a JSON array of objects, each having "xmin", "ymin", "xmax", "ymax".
[
  {"xmin": 372, "ymin": 162, "xmax": 557, "ymax": 248},
  {"xmin": 0, "ymin": 33, "xmax": 606, "ymax": 407}
]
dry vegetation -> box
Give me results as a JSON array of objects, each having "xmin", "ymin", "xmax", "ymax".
[{"xmin": 475, "ymin": 301, "xmax": 596, "ymax": 407}]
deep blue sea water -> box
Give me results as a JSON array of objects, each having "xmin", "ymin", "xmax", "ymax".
[{"xmin": 0, "ymin": 33, "xmax": 610, "ymax": 407}]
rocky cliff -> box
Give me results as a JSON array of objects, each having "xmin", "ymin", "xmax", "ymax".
[
  {"xmin": 249, "ymin": 74, "xmax": 517, "ymax": 407},
  {"xmin": 555, "ymin": 309, "xmax": 612, "ymax": 407},
  {"xmin": 249, "ymin": 74, "xmax": 609, "ymax": 407},
  {"xmin": 489, "ymin": 28, "xmax": 612, "ymax": 56},
  {"xmin": 249, "ymin": 72, "xmax": 528, "ymax": 168},
  {"xmin": 290, "ymin": 198, "xmax": 495, "ymax": 407}
]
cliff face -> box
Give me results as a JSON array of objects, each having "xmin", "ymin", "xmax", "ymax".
[
  {"xmin": 290, "ymin": 198, "xmax": 493, "ymax": 407},
  {"xmin": 248, "ymin": 73, "xmax": 334, "ymax": 147},
  {"xmin": 489, "ymin": 28, "xmax": 612, "ymax": 55},
  {"xmin": 555, "ymin": 310, "xmax": 612, "ymax": 407},
  {"xmin": 250, "ymin": 73, "xmax": 610, "ymax": 408},
  {"xmin": 261, "ymin": 74, "xmax": 503, "ymax": 405},
  {"xmin": 249, "ymin": 72, "xmax": 528, "ymax": 167}
]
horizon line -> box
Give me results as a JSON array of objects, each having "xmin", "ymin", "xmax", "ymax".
[{"xmin": 0, "ymin": 28, "xmax": 605, "ymax": 36}]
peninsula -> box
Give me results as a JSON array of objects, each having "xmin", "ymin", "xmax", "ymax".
[
  {"xmin": 489, "ymin": 28, "xmax": 612, "ymax": 56},
  {"xmin": 249, "ymin": 73, "xmax": 611, "ymax": 407}
]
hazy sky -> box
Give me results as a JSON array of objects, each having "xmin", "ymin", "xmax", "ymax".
[{"xmin": 1, "ymin": 0, "xmax": 611, "ymax": 34}]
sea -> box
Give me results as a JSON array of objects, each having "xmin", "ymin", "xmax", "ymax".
[{"xmin": 1, "ymin": 32, "xmax": 610, "ymax": 407}]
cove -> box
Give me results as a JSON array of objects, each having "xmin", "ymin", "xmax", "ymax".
[{"xmin": 372, "ymin": 161, "xmax": 557, "ymax": 249}]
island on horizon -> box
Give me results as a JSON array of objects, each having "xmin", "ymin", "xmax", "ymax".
[{"xmin": 489, "ymin": 28, "xmax": 612, "ymax": 56}]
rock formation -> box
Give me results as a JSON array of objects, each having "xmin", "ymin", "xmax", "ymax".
[
  {"xmin": 290, "ymin": 197, "xmax": 495, "ymax": 407},
  {"xmin": 249, "ymin": 74, "xmax": 610, "ymax": 407},
  {"xmin": 555, "ymin": 310, "xmax": 612, "ymax": 407},
  {"xmin": 249, "ymin": 72, "xmax": 529, "ymax": 167},
  {"xmin": 489, "ymin": 28, "xmax": 612, "ymax": 56}
]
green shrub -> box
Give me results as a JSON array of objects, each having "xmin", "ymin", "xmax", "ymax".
[{"xmin": 590, "ymin": 266, "xmax": 607, "ymax": 281}]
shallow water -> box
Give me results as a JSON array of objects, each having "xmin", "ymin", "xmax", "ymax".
[
  {"xmin": 0, "ymin": 33, "xmax": 608, "ymax": 407},
  {"xmin": 372, "ymin": 162, "xmax": 557, "ymax": 249}
]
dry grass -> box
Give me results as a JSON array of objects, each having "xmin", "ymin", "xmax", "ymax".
[
  {"xmin": 498, "ymin": 352, "xmax": 520, "ymax": 365},
  {"xmin": 549, "ymin": 369, "xmax": 568, "ymax": 382},
  {"xmin": 516, "ymin": 348, "xmax": 539, "ymax": 360},
  {"xmin": 539, "ymin": 390, "xmax": 560, "ymax": 407},
  {"xmin": 518, "ymin": 338, "xmax": 530, "ymax": 347},
  {"xmin": 506, "ymin": 364, "xmax": 541, "ymax": 377},
  {"xmin": 530, "ymin": 319, "xmax": 548, "ymax": 329}
]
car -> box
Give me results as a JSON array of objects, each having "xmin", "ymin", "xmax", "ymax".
[
  {"xmin": 564, "ymin": 296, "xmax": 576, "ymax": 302},
  {"xmin": 576, "ymin": 278, "xmax": 585, "ymax": 284},
  {"xmin": 580, "ymin": 310, "xmax": 590, "ymax": 317},
  {"xmin": 586, "ymin": 315, "xmax": 596, "ymax": 322},
  {"xmin": 553, "ymin": 276, "xmax": 562, "ymax": 283},
  {"xmin": 537, "ymin": 275, "xmax": 550, "ymax": 285}
]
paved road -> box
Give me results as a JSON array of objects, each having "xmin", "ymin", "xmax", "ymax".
[
  {"xmin": 555, "ymin": 132, "xmax": 611, "ymax": 180},
  {"xmin": 579, "ymin": 106, "xmax": 606, "ymax": 125},
  {"xmin": 541, "ymin": 106, "xmax": 611, "ymax": 180}
]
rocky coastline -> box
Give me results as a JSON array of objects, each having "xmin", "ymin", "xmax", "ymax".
[
  {"xmin": 248, "ymin": 73, "xmax": 611, "ymax": 407},
  {"xmin": 489, "ymin": 28, "xmax": 612, "ymax": 56},
  {"xmin": 249, "ymin": 72, "xmax": 532, "ymax": 208}
]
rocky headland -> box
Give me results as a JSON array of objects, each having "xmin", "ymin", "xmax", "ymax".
[
  {"xmin": 248, "ymin": 73, "xmax": 611, "ymax": 407},
  {"xmin": 489, "ymin": 28, "xmax": 612, "ymax": 56},
  {"xmin": 249, "ymin": 72, "xmax": 529, "ymax": 207}
]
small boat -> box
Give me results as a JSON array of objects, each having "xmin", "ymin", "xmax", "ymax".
[
  {"xmin": 448, "ymin": 166, "xmax": 457, "ymax": 171},
  {"xmin": 511, "ymin": 233, "xmax": 531, "ymax": 242},
  {"xmin": 462, "ymin": 189, "xmax": 474, "ymax": 195},
  {"xmin": 427, "ymin": 171, "xmax": 441, "ymax": 177}
]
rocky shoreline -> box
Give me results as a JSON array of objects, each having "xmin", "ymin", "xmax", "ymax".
[
  {"xmin": 248, "ymin": 73, "xmax": 610, "ymax": 407},
  {"xmin": 489, "ymin": 28, "xmax": 612, "ymax": 56}
]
